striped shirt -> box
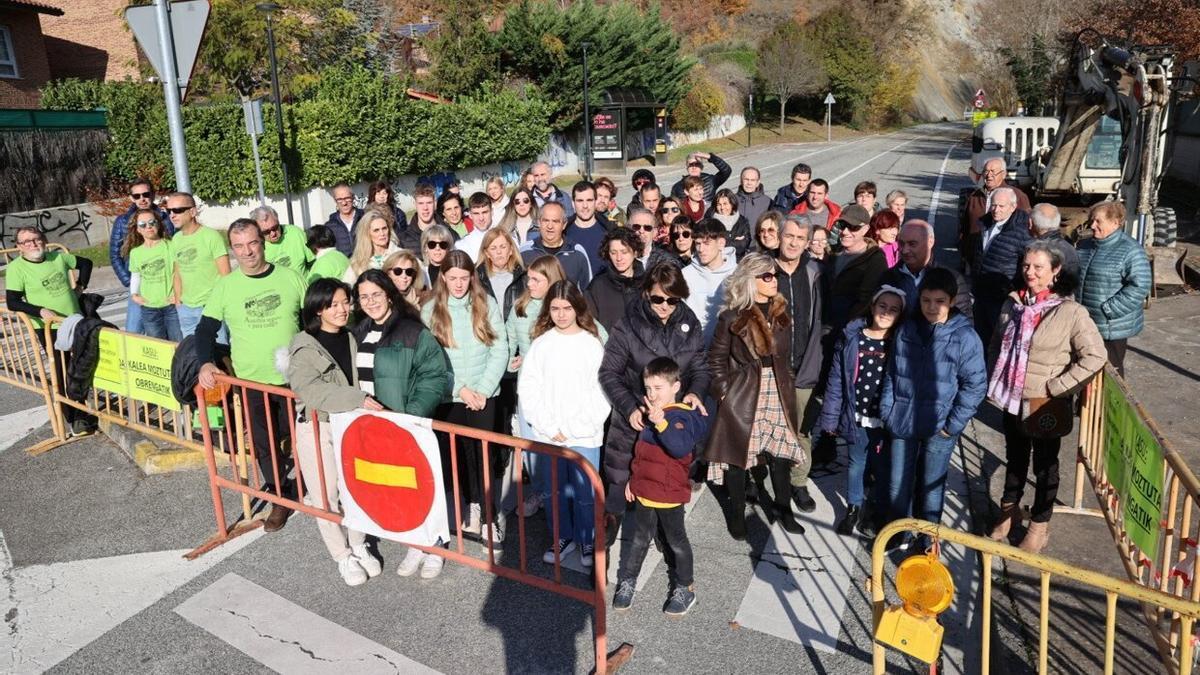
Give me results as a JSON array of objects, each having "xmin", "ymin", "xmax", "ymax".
[{"xmin": 356, "ymin": 322, "xmax": 385, "ymax": 395}]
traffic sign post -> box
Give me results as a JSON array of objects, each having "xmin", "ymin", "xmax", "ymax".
[
  {"xmin": 242, "ymin": 98, "xmax": 267, "ymax": 204},
  {"xmin": 973, "ymin": 88, "xmax": 988, "ymax": 110},
  {"xmin": 824, "ymin": 92, "xmax": 836, "ymax": 142},
  {"xmin": 126, "ymin": 0, "xmax": 210, "ymax": 194}
]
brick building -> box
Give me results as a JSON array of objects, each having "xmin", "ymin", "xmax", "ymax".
[
  {"xmin": 40, "ymin": 0, "xmax": 140, "ymax": 82},
  {"xmin": 0, "ymin": 0, "xmax": 62, "ymax": 108}
]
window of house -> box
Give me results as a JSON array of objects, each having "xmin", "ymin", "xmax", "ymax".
[{"xmin": 0, "ymin": 26, "xmax": 18, "ymax": 79}]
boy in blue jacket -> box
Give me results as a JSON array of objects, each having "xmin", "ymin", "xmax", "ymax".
[
  {"xmin": 614, "ymin": 357, "xmax": 710, "ymax": 616},
  {"xmin": 880, "ymin": 268, "xmax": 987, "ymax": 549}
]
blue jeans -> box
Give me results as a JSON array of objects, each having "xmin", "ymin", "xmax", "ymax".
[
  {"xmin": 140, "ymin": 305, "xmax": 182, "ymax": 342},
  {"xmin": 177, "ymin": 303, "xmax": 228, "ymax": 344},
  {"xmin": 541, "ymin": 446, "xmax": 600, "ymax": 548},
  {"xmin": 847, "ymin": 425, "xmax": 887, "ymax": 508},
  {"xmin": 124, "ymin": 297, "xmax": 143, "ymax": 334},
  {"xmin": 887, "ymin": 431, "xmax": 958, "ymax": 524}
]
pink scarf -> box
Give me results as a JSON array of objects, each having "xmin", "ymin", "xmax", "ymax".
[{"xmin": 987, "ymin": 293, "xmax": 1063, "ymax": 414}]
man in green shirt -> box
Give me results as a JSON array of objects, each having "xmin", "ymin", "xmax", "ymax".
[
  {"xmin": 168, "ymin": 192, "xmax": 230, "ymax": 338},
  {"xmin": 196, "ymin": 219, "xmax": 308, "ymax": 531},
  {"xmin": 253, "ymin": 205, "xmax": 314, "ymax": 275},
  {"xmin": 304, "ymin": 225, "xmax": 350, "ymax": 284},
  {"xmin": 4, "ymin": 226, "xmax": 96, "ymax": 434}
]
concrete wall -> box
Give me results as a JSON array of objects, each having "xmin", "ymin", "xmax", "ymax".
[
  {"xmin": 0, "ymin": 202, "xmax": 112, "ymax": 250},
  {"xmin": 668, "ymin": 114, "xmax": 746, "ymax": 148}
]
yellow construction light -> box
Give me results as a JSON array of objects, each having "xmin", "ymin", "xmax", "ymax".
[{"xmin": 875, "ymin": 549, "xmax": 955, "ymax": 664}]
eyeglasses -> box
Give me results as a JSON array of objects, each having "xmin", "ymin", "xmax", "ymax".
[
  {"xmin": 167, "ymin": 205, "xmax": 193, "ymax": 214},
  {"xmin": 756, "ymin": 271, "xmax": 778, "ymax": 282},
  {"xmin": 632, "ymin": 224, "xmax": 656, "ymax": 232},
  {"xmin": 136, "ymin": 220, "xmax": 158, "ymax": 229},
  {"xmin": 358, "ymin": 292, "xmax": 387, "ymax": 304},
  {"xmin": 16, "ymin": 239, "xmax": 42, "ymax": 247},
  {"xmin": 648, "ymin": 294, "xmax": 681, "ymax": 306},
  {"xmin": 390, "ymin": 267, "xmax": 418, "ymax": 279},
  {"xmin": 335, "ymin": 196, "xmax": 354, "ymax": 203},
  {"xmin": 426, "ymin": 240, "xmax": 450, "ymax": 250},
  {"xmin": 670, "ymin": 231, "xmax": 692, "ymax": 240},
  {"xmin": 513, "ymin": 198, "xmax": 531, "ymax": 205},
  {"xmin": 983, "ymin": 169, "xmax": 1006, "ymax": 178},
  {"xmin": 130, "ymin": 191, "xmax": 152, "ymax": 200}
]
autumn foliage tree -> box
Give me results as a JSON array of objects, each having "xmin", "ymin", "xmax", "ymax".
[
  {"xmin": 1083, "ymin": 0, "xmax": 1200, "ymax": 62},
  {"xmin": 757, "ymin": 22, "xmax": 827, "ymax": 133}
]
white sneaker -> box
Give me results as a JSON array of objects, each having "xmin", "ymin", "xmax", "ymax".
[
  {"xmin": 420, "ymin": 553, "xmax": 444, "ymax": 579},
  {"xmin": 520, "ymin": 491, "xmax": 543, "ymax": 518},
  {"xmin": 337, "ymin": 556, "xmax": 368, "ymax": 586},
  {"xmin": 462, "ymin": 503, "xmax": 482, "ymax": 535},
  {"xmin": 396, "ymin": 547, "xmax": 425, "ymax": 577},
  {"xmin": 542, "ymin": 539, "xmax": 577, "ymax": 564},
  {"xmin": 485, "ymin": 515, "xmax": 505, "ymax": 544},
  {"xmin": 351, "ymin": 544, "xmax": 382, "ymax": 578},
  {"xmin": 580, "ymin": 543, "xmax": 595, "ymax": 567}
]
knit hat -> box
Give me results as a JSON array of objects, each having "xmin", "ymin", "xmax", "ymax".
[{"xmin": 872, "ymin": 284, "xmax": 907, "ymax": 309}]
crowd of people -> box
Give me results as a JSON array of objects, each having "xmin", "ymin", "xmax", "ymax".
[{"xmin": 5, "ymin": 153, "xmax": 1152, "ymax": 617}]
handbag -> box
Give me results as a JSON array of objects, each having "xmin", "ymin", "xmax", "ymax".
[{"xmin": 1021, "ymin": 396, "xmax": 1074, "ymax": 438}]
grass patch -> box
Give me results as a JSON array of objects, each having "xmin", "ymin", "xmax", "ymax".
[{"xmin": 71, "ymin": 242, "xmax": 112, "ymax": 268}]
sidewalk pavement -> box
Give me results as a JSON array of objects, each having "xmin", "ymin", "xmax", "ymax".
[{"xmin": 959, "ymin": 291, "xmax": 1200, "ymax": 672}]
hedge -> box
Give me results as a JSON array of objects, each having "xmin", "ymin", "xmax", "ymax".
[{"xmin": 41, "ymin": 68, "xmax": 553, "ymax": 203}]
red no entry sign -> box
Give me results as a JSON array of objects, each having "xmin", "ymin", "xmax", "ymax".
[{"xmin": 340, "ymin": 414, "xmax": 437, "ymax": 533}]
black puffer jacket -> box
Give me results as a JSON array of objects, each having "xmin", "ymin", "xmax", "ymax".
[
  {"xmin": 66, "ymin": 317, "xmax": 115, "ymax": 402},
  {"xmin": 598, "ymin": 298, "xmax": 711, "ymax": 511},
  {"xmin": 172, "ymin": 335, "xmax": 231, "ymax": 407},
  {"xmin": 584, "ymin": 261, "xmax": 644, "ymax": 332}
]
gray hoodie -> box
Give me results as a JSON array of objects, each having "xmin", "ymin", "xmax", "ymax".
[{"xmin": 682, "ymin": 247, "xmax": 738, "ymax": 344}]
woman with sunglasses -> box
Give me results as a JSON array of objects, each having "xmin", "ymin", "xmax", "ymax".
[
  {"xmin": 656, "ymin": 198, "xmax": 683, "ymax": 245},
  {"xmin": 598, "ymin": 262, "xmax": 711, "ymax": 542},
  {"xmin": 381, "ymin": 249, "xmax": 426, "ymax": 309},
  {"xmin": 667, "ymin": 216, "xmax": 695, "ymax": 266},
  {"xmin": 438, "ymin": 192, "xmax": 473, "ymax": 239},
  {"xmin": 498, "ymin": 187, "xmax": 540, "ymax": 245},
  {"xmin": 710, "ymin": 188, "xmax": 752, "ymax": 258},
  {"xmin": 350, "ymin": 269, "xmax": 450, "ymax": 579},
  {"xmin": 421, "ymin": 251, "xmax": 510, "ymax": 542},
  {"xmin": 753, "ymin": 211, "xmax": 782, "ymax": 255},
  {"xmin": 704, "ymin": 254, "xmax": 807, "ymax": 539},
  {"xmin": 343, "ymin": 205, "xmax": 401, "ymax": 284},
  {"xmin": 121, "ymin": 208, "xmax": 182, "ymax": 341},
  {"xmin": 420, "ymin": 224, "xmax": 455, "ymax": 287}
]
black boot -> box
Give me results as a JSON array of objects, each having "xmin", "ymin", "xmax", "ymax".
[
  {"xmin": 725, "ymin": 466, "xmax": 748, "ymax": 541},
  {"xmin": 792, "ymin": 485, "xmax": 817, "ymax": 513},
  {"xmin": 749, "ymin": 464, "xmax": 770, "ymax": 507},
  {"xmin": 837, "ymin": 505, "xmax": 861, "ymax": 536},
  {"xmin": 770, "ymin": 457, "xmax": 805, "ymax": 534}
]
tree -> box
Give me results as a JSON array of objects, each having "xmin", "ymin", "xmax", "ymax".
[
  {"xmin": 756, "ymin": 22, "xmax": 826, "ymax": 133},
  {"xmin": 425, "ymin": 19, "xmax": 502, "ymax": 98},
  {"xmin": 1083, "ymin": 0, "xmax": 1200, "ymax": 62},
  {"xmin": 496, "ymin": 0, "xmax": 694, "ymax": 131},
  {"xmin": 807, "ymin": 8, "xmax": 884, "ymax": 124}
]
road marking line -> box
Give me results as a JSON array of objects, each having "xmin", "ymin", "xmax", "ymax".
[
  {"xmin": 0, "ymin": 406, "xmax": 48, "ymax": 453},
  {"xmin": 926, "ymin": 140, "xmax": 964, "ymax": 228},
  {"xmin": 830, "ymin": 134, "xmax": 927, "ymax": 186},
  {"xmin": 175, "ymin": 573, "xmax": 441, "ymax": 675},
  {"xmin": 0, "ymin": 530, "xmax": 262, "ymax": 674}
]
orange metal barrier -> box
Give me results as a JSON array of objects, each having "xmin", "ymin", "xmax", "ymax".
[{"xmin": 189, "ymin": 373, "xmax": 612, "ymax": 673}]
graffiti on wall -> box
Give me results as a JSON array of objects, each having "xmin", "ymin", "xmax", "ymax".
[
  {"xmin": 416, "ymin": 171, "xmax": 461, "ymax": 198},
  {"xmin": 480, "ymin": 161, "xmax": 524, "ymax": 187},
  {"xmin": 546, "ymin": 133, "xmax": 571, "ymax": 170},
  {"xmin": 0, "ymin": 206, "xmax": 103, "ymax": 249}
]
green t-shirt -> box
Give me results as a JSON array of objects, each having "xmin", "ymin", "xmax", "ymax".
[
  {"xmin": 6, "ymin": 251, "xmax": 81, "ymax": 327},
  {"xmin": 265, "ymin": 225, "xmax": 314, "ymax": 275},
  {"xmin": 202, "ymin": 265, "xmax": 307, "ymax": 385},
  {"xmin": 173, "ymin": 226, "xmax": 228, "ymax": 306},
  {"xmin": 129, "ymin": 240, "xmax": 174, "ymax": 308},
  {"xmin": 306, "ymin": 249, "xmax": 350, "ymax": 284}
]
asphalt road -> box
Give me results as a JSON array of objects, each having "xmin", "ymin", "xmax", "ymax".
[{"xmin": 2, "ymin": 122, "xmax": 1002, "ymax": 674}]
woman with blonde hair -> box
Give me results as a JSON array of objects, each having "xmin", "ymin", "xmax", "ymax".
[
  {"xmin": 704, "ymin": 253, "xmax": 808, "ymax": 539},
  {"xmin": 381, "ymin": 248, "xmax": 426, "ymax": 309},
  {"xmin": 485, "ymin": 176, "xmax": 509, "ymax": 229},
  {"xmin": 476, "ymin": 228, "xmax": 524, "ymax": 317},
  {"xmin": 343, "ymin": 205, "xmax": 400, "ymax": 283},
  {"xmin": 498, "ymin": 187, "xmax": 540, "ymax": 245},
  {"xmin": 420, "ymin": 224, "xmax": 455, "ymax": 287},
  {"xmin": 420, "ymin": 250, "xmax": 509, "ymax": 541}
]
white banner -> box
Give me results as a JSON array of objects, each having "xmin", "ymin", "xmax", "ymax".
[{"xmin": 331, "ymin": 411, "xmax": 450, "ymax": 547}]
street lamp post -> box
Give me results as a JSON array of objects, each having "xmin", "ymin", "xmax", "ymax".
[
  {"xmin": 581, "ymin": 41, "xmax": 592, "ymax": 182},
  {"xmin": 257, "ymin": 3, "xmax": 295, "ymax": 225}
]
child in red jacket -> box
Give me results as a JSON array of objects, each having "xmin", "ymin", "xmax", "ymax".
[{"xmin": 613, "ymin": 356, "xmax": 711, "ymax": 616}]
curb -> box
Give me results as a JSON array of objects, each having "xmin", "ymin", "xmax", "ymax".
[{"xmin": 99, "ymin": 417, "xmax": 227, "ymax": 475}]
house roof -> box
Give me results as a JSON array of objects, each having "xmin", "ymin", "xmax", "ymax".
[
  {"xmin": 0, "ymin": 0, "xmax": 64, "ymax": 15},
  {"xmin": 0, "ymin": 0, "xmax": 65, "ymax": 16}
]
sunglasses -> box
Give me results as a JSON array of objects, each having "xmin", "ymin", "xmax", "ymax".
[
  {"xmin": 426, "ymin": 240, "xmax": 450, "ymax": 250},
  {"xmin": 662, "ymin": 206, "xmax": 681, "ymax": 213},
  {"xmin": 756, "ymin": 271, "xmax": 778, "ymax": 282},
  {"xmin": 844, "ymin": 223, "xmax": 868, "ymax": 232},
  {"xmin": 632, "ymin": 224, "xmax": 656, "ymax": 232},
  {"xmin": 390, "ymin": 267, "xmax": 418, "ymax": 279},
  {"xmin": 167, "ymin": 206, "xmax": 193, "ymax": 214},
  {"xmin": 136, "ymin": 220, "xmax": 158, "ymax": 229},
  {"xmin": 513, "ymin": 197, "xmax": 531, "ymax": 205},
  {"xmin": 670, "ymin": 231, "xmax": 692, "ymax": 240},
  {"xmin": 648, "ymin": 294, "xmax": 681, "ymax": 306},
  {"xmin": 130, "ymin": 191, "xmax": 153, "ymax": 200},
  {"xmin": 261, "ymin": 225, "xmax": 281, "ymax": 236}
]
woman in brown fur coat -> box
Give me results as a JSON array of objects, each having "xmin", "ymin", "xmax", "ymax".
[{"xmin": 704, "ymin": 253, "xmax": 808, "ymax": 539}]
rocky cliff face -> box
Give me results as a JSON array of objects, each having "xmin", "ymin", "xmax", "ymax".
[{"xmin": 908, "ymin": 0, "xmax": 989, "ymax": 121}]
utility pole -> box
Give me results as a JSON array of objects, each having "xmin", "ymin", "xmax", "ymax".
[
  {"xmin": 581, "ymin": 42, "xmax": 592, "ymax": 181},
  {"xmin": 153, "ymin": 0, "xmax": 190, "ymax": 192},
  {"xmin": 257, "ymin": 3, "xmax": 295, "ymax": 225}
]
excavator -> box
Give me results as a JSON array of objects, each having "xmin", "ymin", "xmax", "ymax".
[{"xmin": 962, "ymin": 31, "xmax": 1193, "ymax": 284}]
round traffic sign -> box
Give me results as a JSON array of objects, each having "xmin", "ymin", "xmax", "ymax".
[
  {"xmin": 974, "ymin": 97, "xmax": 985, "ymax": 109},
  {"xmin": 340, "ymin": 414, "xmax": 437, "ymax": 532}
]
